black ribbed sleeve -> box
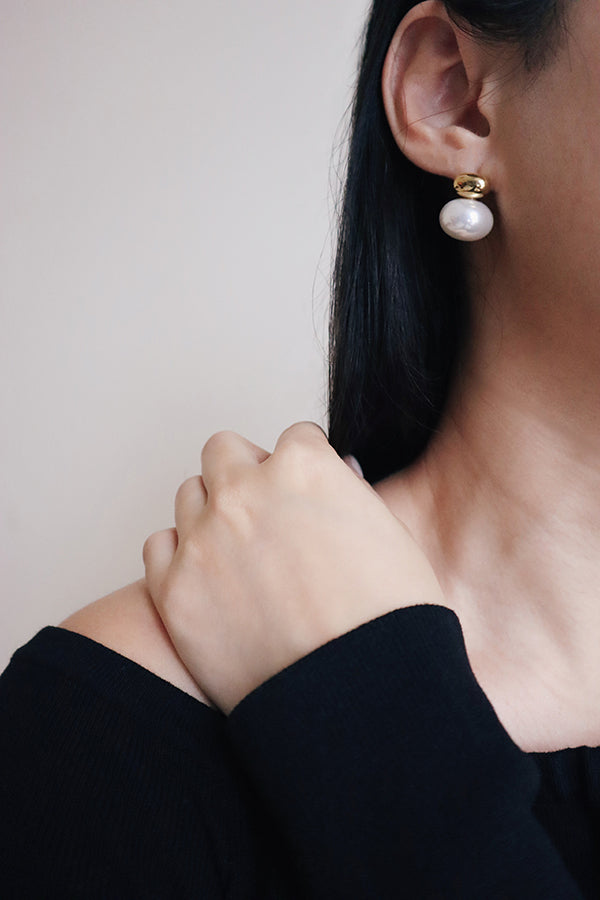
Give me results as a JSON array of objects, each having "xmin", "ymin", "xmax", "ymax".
[
  {"xmin": 1, "ymin": 605, "xmax": 598, "ymax": 897},
  {"xmin": 227, "ymin": 604, "xmax": 585, "ymax": 898},
  {"xmin": 0, "ymin": 627, "xmax": 288, "ymax": 899}
]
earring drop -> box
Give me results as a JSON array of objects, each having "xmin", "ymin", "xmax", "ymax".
[{"xmin": 439, "ymin": 174, "xmax": 494, "ymax": 242}]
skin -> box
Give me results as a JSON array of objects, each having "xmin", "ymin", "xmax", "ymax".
[
  {"xmin": 60, "ymin": 578, "xmax": 211, "ymax": 704},
  {"xmin": 142, "ymin": 425, "xmax": 447, "ymax": 715},
  {"xmin": 63, "ymin": 0, "xmax": 600, "ymax": 750},
  {"xmin": 378, "ymin": 0, "xmax": 600, "ymax": 750}
]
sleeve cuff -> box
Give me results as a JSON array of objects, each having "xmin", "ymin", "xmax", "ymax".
[{"xmin": 226, "ymin": 604, "xmax": 581, "ymax": 898}]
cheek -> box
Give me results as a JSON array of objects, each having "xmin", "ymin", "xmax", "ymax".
[
  {"xmin": 529, "ymin": 7, "xmax": 600, "ymax": 208},
  {"xmin": 488, "ymin": 0, "xmax": 600, "ymax": 276},
  {"xmin": 495, "ymin": 70, "xmax": 600, "ymax": 251}
]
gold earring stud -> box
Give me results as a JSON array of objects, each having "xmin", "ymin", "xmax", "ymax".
[{"xmin": 440, "ymin": 173, "xmax": 494, "ymax": 241}]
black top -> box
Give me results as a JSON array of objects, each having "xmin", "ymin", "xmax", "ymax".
[{"xmin": 0, "ymin": 604, "xmax": 598, "ymax": 898}]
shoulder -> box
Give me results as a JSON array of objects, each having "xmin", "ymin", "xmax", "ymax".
[{"xmin": 60, "ymin": 578, "xmax": 214, "ymax": 708}]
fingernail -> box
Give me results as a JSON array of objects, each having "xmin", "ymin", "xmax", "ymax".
[{"xmin": 344, "ymin": 454, "xmax": 364, "ymax": 478}]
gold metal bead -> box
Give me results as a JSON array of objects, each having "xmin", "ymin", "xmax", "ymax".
[{"xmin": 453, "ymin": 174, "xmax": 490, "ymax": 200}]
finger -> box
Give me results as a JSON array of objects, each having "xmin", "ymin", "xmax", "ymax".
[
  {"xmin": 175, "ymin": 475, "xmax": 207, "ymax": 537},
  {"xmin": 273, "ymin": 421, "xmax": 330, "ymax": 456},
  {"xmin": 201, "ymin": 429, "xmax": 271, "ymax": 490},
  {"xmin": 143, "ymin": 528, "xmax": 178, "ymax": 602},
  {"xmin": 343, "ymin": 454, "xmax": 364, "ymax": 479}
]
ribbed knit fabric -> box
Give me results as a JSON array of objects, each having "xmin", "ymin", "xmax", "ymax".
[{"xmin": 0, "ymin": 604, "xmax": 598, "ymax": 898}]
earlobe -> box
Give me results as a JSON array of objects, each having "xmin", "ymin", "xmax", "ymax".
[{"xmin": 381, "ymin": 1, "xmax": 491, "ymax": 177}]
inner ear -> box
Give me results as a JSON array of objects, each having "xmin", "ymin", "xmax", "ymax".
[
  {"xmin": 438, "ymin": 60, "xmax": 490, "ymax": 137},
  {"xmin": 389, "ymin": 14, "xmax": 490, "ymax": 141}
]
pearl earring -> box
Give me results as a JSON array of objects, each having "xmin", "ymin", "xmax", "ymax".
[{"xmin": 439, "ymin": 174, "xmax": 494, "ymax": 242}]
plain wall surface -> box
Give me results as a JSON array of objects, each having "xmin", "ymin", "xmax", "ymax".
[{"xmin": 0, "ymin": 0, "xmax": 369, "ymax": 670}]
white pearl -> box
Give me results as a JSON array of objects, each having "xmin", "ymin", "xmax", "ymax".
[{"xmin": 439, "ymin": 198, "xmax": 494, "ymax": 242}]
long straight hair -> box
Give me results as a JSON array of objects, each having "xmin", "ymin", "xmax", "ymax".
[{"xmin": 327, "ymin": 0, "xmax": 568, "ymax": 484}]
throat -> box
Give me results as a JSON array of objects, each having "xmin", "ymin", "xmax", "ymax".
[
  {"xmin": 373, "ymin": 465, "xmax": 600, "ymax": 756},
  {"xmin": 375, "ymin": 410, "xmax": 600, "ymax": 752}
]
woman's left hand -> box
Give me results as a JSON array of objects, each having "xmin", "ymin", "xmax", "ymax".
[{"xmin": 143, "ymin": 422, "xmax": 447, "ymax": 715}]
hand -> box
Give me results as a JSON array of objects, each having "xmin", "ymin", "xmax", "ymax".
[{"xmin": 143, "ymin": 422, "xmax": 447, "ymax": 715}]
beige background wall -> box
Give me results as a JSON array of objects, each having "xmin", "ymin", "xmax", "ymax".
[{"xmin": 0, "ymin": 0, "xmax": 369, "ymax": 670}]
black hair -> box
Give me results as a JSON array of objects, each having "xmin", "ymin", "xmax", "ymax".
[{"xmin": 327, "ymin": 1, "xmax": 569, "ymax": 484}]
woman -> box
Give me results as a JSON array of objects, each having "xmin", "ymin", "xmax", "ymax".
[{"xmin": 1, "ymin": 0, "xmax": 599, "ymax": 896}]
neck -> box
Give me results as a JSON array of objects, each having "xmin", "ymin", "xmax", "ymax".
[{"xmin": 376, "ymin": 258, "xmax": 600, "ymax": 731}]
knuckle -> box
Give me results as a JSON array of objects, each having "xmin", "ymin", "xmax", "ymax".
[
  {"xmin": 142, "ymin": 531, "xmax": 160, "ymax": 564},
  {"xmin": 279, "ymin": 436, "xmax": 312, "ymax": 467},
  {"xmin": 143, "ymin": 528, "xmax": 178, "ymax": 566},
  {"xmin": 280, "ymin": 421, "xmax": 326, "ymax": 443},
  {"xmin": 276, "ymin": 422, "xmax": 330, "ymax": 472},
  {"xmin": 276, "ymin": 440, "xmax": 323, "ymax": 487},
  {"xmin": 202, "ymin": 429, "xmax": 239, "ymax": 456},
  {"xmin": 175, "ymin": 475, "xmax": 198, "ymax": 506}
]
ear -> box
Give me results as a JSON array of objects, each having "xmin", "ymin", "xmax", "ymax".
[{"xmin": 381, "ymin": 0, "xmax": 495, "ymax": 178}]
